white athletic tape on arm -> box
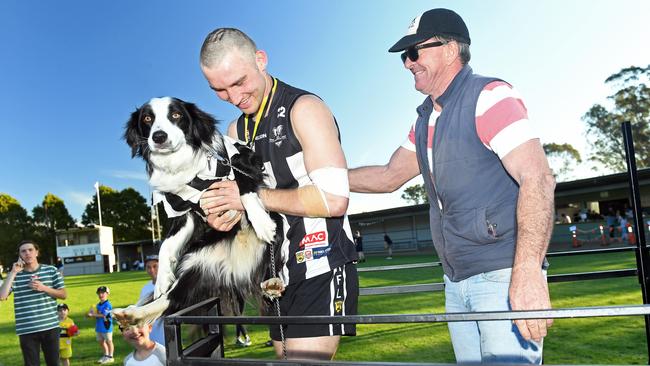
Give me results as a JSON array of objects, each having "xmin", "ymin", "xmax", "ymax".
[{"xmin": 308, "ymin": 167, "xmax": 350, "ymax": 198}]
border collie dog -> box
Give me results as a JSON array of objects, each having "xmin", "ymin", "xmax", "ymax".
[{"xmin": 115, "ymin": 97, "xmax": 282, "ymax": 326}]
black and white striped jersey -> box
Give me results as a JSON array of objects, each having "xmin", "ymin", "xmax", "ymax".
[{"xmin": 236, "ymin": 78, "xmax": 357, "ymax": 285}]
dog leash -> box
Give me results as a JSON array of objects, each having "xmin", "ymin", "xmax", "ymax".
[{"xmin": 268, "ymin": 241, "xmax": 288, "ymax": 359}]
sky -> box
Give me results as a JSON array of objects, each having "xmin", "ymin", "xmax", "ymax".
[{"xmin": 1, "ymin": 0, "xmax": 649, "ymax": 222}]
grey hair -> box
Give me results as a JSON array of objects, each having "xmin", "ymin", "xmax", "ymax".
[
  {"xmin": 200, "ymin": 28, "xmax": 257, "ymax": 68},
  {"xmin": 436, "ymin": 35, "xmax": 471, "ymax": 65}
]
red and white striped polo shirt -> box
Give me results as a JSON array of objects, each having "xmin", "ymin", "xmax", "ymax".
[{"xmin": 402, "ymin": 81, "xmax": 538, "ymax": 169}]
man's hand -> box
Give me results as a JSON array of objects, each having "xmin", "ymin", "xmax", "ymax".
[
  {"xmin": 29, "ymin": 279, "xmax": 46, "ymax": 292},
  {"xmin": 200, "ymin": 180, "xmax": 244, "ymax": 231},
  {"xmin": 509, "ymin": 265, "xmax": 553, "ymax": 342},
  {"xmin": 11, "ymin": 260, "xmax": 24, "ymax": 274}
]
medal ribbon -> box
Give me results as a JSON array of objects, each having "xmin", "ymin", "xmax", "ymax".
[{"xmin": 244, "ymin": 77, "xmax": 278, "ymax": 145}]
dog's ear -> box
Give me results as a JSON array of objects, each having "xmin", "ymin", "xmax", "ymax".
[
  {"xmin": 124, "ymin": 108, "xmax": 143, "ymax": 158},
  {"xmin": 182, "ymin": 101, "xmax": 218, "ymax": 147}
]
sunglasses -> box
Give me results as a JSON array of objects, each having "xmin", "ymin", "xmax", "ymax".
[{"xmin": 400, "ymin": 41, "xmax": 447, "ymax": 63}]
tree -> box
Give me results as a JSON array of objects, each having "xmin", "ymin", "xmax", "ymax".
[
  {"xmin": 401, "ymin": 184, "xmax": 429, "ymax": 205},
  {"xmin": 583, "ymin": 65, "xmax": 650, "ymax": 172},
  {"xmin": 0, "ymin": 194, "xmax": 31, "ymax": 268},
  {"xmin": 82, "ymin": 185, "xmax": 151, "ymax": 242},
  {"xmin": 30, "ymin": 193, "xmax": 76, "ymax": 264},
  {"xmin": 543, "ymin": 143, "xmax": 582, "ymax": 182},
  {"xmin": 32, "ymin": 193, "xmax": 75, "ymax": 230}
]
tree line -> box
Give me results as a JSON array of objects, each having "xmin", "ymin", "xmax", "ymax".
[{"xmin": 0, "ymin": 186, "xmax": 166, "ymax": 270}]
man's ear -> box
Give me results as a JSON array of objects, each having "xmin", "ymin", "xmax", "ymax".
[
  {"xmin": 444, "ymin": 42, "xmax": 459, "ymax": 66},
  {"xmin": 255, "ymin": 50, "xmax": 268, "ymax": 72}
]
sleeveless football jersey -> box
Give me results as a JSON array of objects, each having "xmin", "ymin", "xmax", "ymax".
[{"xmin": 236, "ymin": 78, "xmax": 357, "ymax": 285}]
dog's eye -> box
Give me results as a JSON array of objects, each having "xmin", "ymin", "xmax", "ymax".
[
  {"xmin": 171, "ymin": 112, "xmax": 181, "ymax": 120},
  {"xmin": 143, "ymin": 115, "xmax": 153, "ymax": 124}
]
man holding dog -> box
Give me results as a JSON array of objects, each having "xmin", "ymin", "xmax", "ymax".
[
  {"xmin": 198, "ymin": 28, "xmax": 358, "ymax": 360},
  {"xmin": 348, "ymin": 8, "xmax": 555, "ymax": 364}
]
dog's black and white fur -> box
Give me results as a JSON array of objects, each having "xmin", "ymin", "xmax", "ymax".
[{"xmin": 115, "ymin": 96, "xmax": 282, "ymax": 326}]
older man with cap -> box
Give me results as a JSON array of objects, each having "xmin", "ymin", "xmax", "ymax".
[
  {"xmin": 138, "ymin": 255, "xmax": 165, "ymax": 345},
  {"xmin": 349, "ymin": 8, "xmax": 555, "ymax": 364}
]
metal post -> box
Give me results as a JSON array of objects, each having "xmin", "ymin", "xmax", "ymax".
[
  {"xmin": 94, "ymin": 181, "xmax": 103, "ymax": 226},
  {"xmin": 621, "ymin": 121, "xmax": 650, "ymax": 363}
]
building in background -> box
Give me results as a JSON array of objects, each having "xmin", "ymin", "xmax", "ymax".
[{"xmin": 55, "ymin": 225, "xmax": 115, "ymax": 275}]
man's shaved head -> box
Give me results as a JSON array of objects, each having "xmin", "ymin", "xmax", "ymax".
[{"xmin": 200, "ymin": 28, "xmax": 257, "ymax": 68}]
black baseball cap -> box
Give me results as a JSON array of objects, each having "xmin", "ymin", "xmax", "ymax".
[
  {"xmin": 96, "ymin": 286, "xmax": 110, "ymax": 294},
  {"xmin": 144, "ymin": 254, "xmax": 159, "ymax": 263},
  {"xmin": 388, "ymin": 8, "xmax": 471, "ymax": 53},
  {"xmin": 57, "ymin": 303, "xmax": 69, "ymax": 311}
]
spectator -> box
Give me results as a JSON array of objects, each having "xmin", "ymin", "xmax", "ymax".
[
  {"xmin": 235, "ymin": 295, "xmax": 251, "ymax": 347},
  {"xmin": 122, "ymin": 323, "xmax": 166, "ymax": 366},
  {"xmin": 138, "ymin": 255, "xmax": 165, "ymax": 345},
  {"xmin": 579, "ymin": 210, "xmax": 588, "ymax": 223},
  {"xmin": 133, "ymin": 259, "xmax": 143, "ymax": 271},
  {"xmin": 348, "ymin": 8, "xmax": 554, "ymax": 363},
  {"xmin": 383, "ymin": 234, "xmax": 393, "ymax": 260},
  {"xmin": 87, "ymin": 286, "xmax": 114, "ymax": 364},
  {"xmin": 604, "ymin": 207, "xmax": 618, "ymax": 245},
  {"xmin": 561, "ymin": 213, "xmax": 572, "ymax": 224},
  {"xmin": 55, "ymin": 257, "xmax": 64, "ymax": 276},
  {"xmin": 0, "ymin": 240, "xmax": 67, "ymax": 366},
  {"xmin": 617, "ymin": 210, "xmax": 628, "ymax": 243},
  {"xmin": 354, "ymin": 230, "xmax": 366, "ymax": 263},
  {"xmin": 57, "ymin": 303, "xmax": 78, "ymax": 366}
]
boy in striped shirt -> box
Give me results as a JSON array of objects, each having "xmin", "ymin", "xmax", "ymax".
[{"xmin": 0, "ymin": 240, "xmax": 67, "ymax": 366}]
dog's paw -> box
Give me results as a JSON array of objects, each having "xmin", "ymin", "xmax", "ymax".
[
  {"xmin": 112, "ymin": 305, "xmax": 139, "ymax": 327},
  {"xmin": 261, "ymin": 277, "xmax": 285, "ymax": 299},
  {"xmin": 254, "ymin": 215, "xmax": 277, "ymax": 243},
  {"xmin": 241, "ymin": 193, "xmax": 277, "ymax": 243}
]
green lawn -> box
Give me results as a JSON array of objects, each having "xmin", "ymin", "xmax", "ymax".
[{"xmin": 0, "ymin": 251, "xmax": 646, "ymax": 365}]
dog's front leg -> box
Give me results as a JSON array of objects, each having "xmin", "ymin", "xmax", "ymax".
[
  {"xmin": 114, "ymin": 294, "xmax": 170, "ymax": 327},
  {"xmin": 155, "ymin": 215, "xmax": 196, "ymax": 298},
  {"xmin": 241, "ymin": 193, "xmax": 277, "ymax": 243}
]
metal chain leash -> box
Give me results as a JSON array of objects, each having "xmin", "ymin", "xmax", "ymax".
[{"xmin": 268, "ymin": 240, "xmax": 287, "ymax": 359}]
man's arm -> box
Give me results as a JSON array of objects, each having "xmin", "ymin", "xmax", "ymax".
[
  {"xmin": 32, "ymin": 282, "xmax": 67, "ymax": 300},
  {"xmin": 501, "ymin": 138, "xmax": 556, "ymax": 342},
  {"xmin": 348, "ymin": 146, "xmax": 420, "ymax": 193},
  {"xmin": 0, "ymin": 262, "xmax": 20, "ymax": 300},
  {"xmin": 260, "ymin": 94, "xmax": 349, "ymax": 216}
]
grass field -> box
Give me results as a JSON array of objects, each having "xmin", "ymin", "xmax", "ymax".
[{"xmin": 0, "ymin": 251, "xmax": 646, "ymax": 365}]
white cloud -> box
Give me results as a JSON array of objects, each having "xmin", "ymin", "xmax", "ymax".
[
  {"xmin": 107, "ymin": 170, "xmax": 148, "ymax": 181},
  {"xmin": 67, "ymin": 191, "xmax": 93, "ymax": 206}
]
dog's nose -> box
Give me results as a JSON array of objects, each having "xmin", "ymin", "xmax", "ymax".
[{"xmin": 152, "ymin": 131, "xmax": 168, "ymax": 144}]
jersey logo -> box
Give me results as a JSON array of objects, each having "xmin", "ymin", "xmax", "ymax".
[
  {"xmin": 269, "ymin": 124, "xmax": 287, "ymax": 147},
  {"xmin": 300, "ymin": 230, "xmax": 328, "ymax": 248},
  {"xmin": 277, "ymin": 106, "xmax": 286, "ymax": 118}
]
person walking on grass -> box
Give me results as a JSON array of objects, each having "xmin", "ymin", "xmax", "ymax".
[{"xmin": 383, "ymin": 234, "xmax": 393, "ymax": 259}]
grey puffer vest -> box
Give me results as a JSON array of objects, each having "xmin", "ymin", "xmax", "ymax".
[{"xmin": 415, "ymin": 65, "xmax": 519, "ymax": 281}]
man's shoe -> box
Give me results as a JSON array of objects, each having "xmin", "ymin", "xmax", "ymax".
[
  {"xmin": 236, "ymin": 336, "xmax": 251, "ymax": 347},
  {"xmin": 100, "ymin": 356, "xmax": 114, "ymax": 364},
  {"xmin": 97, "ymin": 356, "xmax": 106, "ymax": 364},
  {"xmin": 265, "ymin": 339, "xmax": 273, "ymax": 347}
]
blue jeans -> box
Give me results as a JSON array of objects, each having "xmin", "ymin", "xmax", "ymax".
[{"xmin": 444, "ymin": 268, "xmax": 543, "ymax": 364}]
